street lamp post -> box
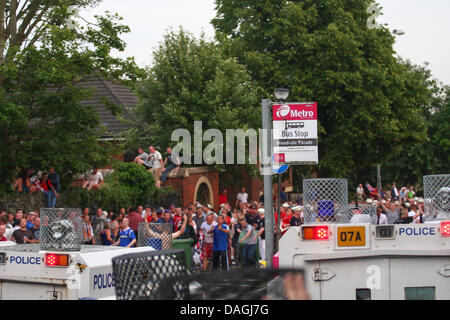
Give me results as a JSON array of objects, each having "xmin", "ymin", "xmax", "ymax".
[{"xmin": 262, "ymin": 88, "xmax": 289, "ymax": 267}]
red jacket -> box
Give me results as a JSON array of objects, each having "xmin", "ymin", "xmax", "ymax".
[{"xmin": 219, "ymin": 194, "xmax": 228, "ymax": 205}]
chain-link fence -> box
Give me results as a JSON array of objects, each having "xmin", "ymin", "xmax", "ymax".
[
  {"xmin": 39, "ymin": 208, "xmax": 83, "ymax": 251},
  {"xmin": 138, "ymin": 223, "xmax": 173, "ymax": 250},
  {"xmin": 303, "ymin": 179, "xmax": 348, "ymax": 223},
  {"xmin": 342, "ymin": 204, "xmax": 377, "ymax": 224},
  {"xmin": 112, "ymin": 249, "xmax": 187, "ymax": 300},
  {"xmin": 423, "ymin": 174, "xmax": 450, "ymax": 221}
]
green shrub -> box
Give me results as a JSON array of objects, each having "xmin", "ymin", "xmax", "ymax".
[{"xmin": 66, "ymin": 162, "xmax": 158, "ymax": 212}]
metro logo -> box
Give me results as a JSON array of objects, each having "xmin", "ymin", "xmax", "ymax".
[
  {"xmin": 290, "ymin": 110, "xmax": 314, "ymax": 118},
  {"xmin": 273, "ymin": 103, "xmax": 317, "ymax": 121}
]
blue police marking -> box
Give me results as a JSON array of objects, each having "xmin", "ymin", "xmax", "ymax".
[
  {"xmin": 9, "ymin": 256, "xmax": 41, "ymax": 265},
  {"xmin": 93, "ymin": 273, "xmax": 115, "ymax": 290},
  {"xmin": 399, "ymin": 227, "xmax": 435, "ymax": 236}
]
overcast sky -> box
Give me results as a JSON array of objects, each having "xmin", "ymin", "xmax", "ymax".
[{"xmin": 80, "ymin": 0, "xmax": 450, "ymax": 85}]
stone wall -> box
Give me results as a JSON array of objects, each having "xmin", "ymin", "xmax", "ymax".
[{"xmin": 0, "ymin": 192, "xmax": 67, "ymax": 213}]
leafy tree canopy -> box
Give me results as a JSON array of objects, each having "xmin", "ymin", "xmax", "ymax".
[
  {"xmin": 212, "ymin": 0, "xmax": 440, "ymax": 186},
  {"xmin": 128, "ymin": 28, "xmax": 260, "ymax": 182},
  {"xmin": 0, "ymin": 0, "xmax": 145, "ymax": 194}
]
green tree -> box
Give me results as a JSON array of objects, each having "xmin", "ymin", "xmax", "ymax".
[
  {"xmin": 213, "ymin": 0, "xmax": 438, "ymax": 187},
  {"xmin": 382, "ymin": 83, "xmax": 450, "ymax": 188},
  {"xmin": 0, "ymin": 0, "xmax": 144, "ymax": 194},
  {"xmin": 129, "ymin": 28, "xmax": 260, "ymax": 183}
]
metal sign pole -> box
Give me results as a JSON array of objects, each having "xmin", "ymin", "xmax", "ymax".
[
  {"xmin": 262, "ymin": 98, "xmax": 274, "ymax": 269},
  {"xmin": 276, "ymin": 173, "xmax": 282, "ymax": 252}
]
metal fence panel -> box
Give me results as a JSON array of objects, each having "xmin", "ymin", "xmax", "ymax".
[
  {"xmin": 303, "ymin": 179, "xmax": 348, "ymax": 223},
  {"xmin": 39, "ymin": 208, "xmax": 83, "ymax": 251},
  {"xmin": 138, "ymin": 223, "xmax": 173, "ymax": 249},
  {"xmin": 423, "ymin": 174, "xmax": 450, "ymax": 221},
  {"xmin": 112, "ymin": 249, "xmax": 187, "ymax": 300}
]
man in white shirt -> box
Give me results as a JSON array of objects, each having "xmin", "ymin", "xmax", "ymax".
[
  {"xmin": 374, "ymin": 206, "xmax": 388, "ymax": 225},
  {"xmin": 236, "ymin": 187, "xmax": 249, "ymax": 207},
  {"xmin": 200, "ymin": 214, "xmax": 217, "ymax": 271},
  {"xmin": 82, "ymin": 168, "xmax": 104, "ymax": 190},
  {"xmin": 149, "ymin": 146, "xmax": 164, "ymax": 187}
]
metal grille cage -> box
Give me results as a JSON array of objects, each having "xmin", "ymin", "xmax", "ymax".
[
  {"xmin": 344, "ymin": 205, "xmax": 377, "ymax": 224},
  {"xmin": 303, "ymin": 179, "xmax": 348, "ymax": 223},
  {"xmin": 423, "ymin": 174, "xmax": 450, "ymax": 221},
  {"xmin": 138, "ymin": 223, "xmax": 173, "ymax": 249},
  {"xmin": 155, "ymin": 268, "xmax": 306, "ymax": 300},
  {"xmin": 39, "ymin": 208, "xmax": 83, "ymax": 251},
  {"xmin": 112, "ymin": 249, "xmax": 187, "ymax": 300}
]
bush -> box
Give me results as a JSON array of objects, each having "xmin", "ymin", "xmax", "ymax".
[{"xmin": 66, "ymin": 162, "xmax": 158, "ymax": 212}]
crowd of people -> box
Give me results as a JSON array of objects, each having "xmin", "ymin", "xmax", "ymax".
[
  {"xmin": 0, "ymin": 209, "xmax": 40, "ymax": 244},
  {"xmin": 0, "ymin": 185, "xmax": 306, "ymax": 272},
  {"xmin": 0, "ymin": 180, "xmax": 437, "ymax": 272},
  {"xmin": 352, "ymin": 181, "xmax": 428, "ymax": 224},
  {"xmin": 13, "ymin": 167, "xmax": 60, "ymax": 208}
]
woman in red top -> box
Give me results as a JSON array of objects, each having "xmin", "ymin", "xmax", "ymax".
[{"xmin": 40, "ymin": 172, "xmax": 58, "ymax": 208}]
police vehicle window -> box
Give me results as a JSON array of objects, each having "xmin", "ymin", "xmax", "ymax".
[
  {"xmin": 404, "ymin": 287, "xmax": 435, "ymax": 300},
  {"xmin": 356, "ymin": 289, "xmax": 371, "ymax": 300}
]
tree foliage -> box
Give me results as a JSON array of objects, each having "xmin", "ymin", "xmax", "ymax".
[
  {"xmin": 0, "ymin": 0, "xmax": 144, "ymax": 194},
  {"xmin": 129, "ymin": 28, "xmax": 260, "ymax": 182},
  {"xmin": 382, "ymin": 84, "xmax": 450, "ymax": 187},
  {"xmin": 212, "ymin": 0, "xmax": 439, "ymax": 186}
]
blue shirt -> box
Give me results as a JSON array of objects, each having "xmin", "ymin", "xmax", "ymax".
[
  {"xmin": 119, "ymin": 228, "xmax": 136, "ymax": 247},
  {"xmin": 26, "ymin": 221, "xmax": 34, "ymax": 230},
  {"xmin": 212, "ymin": 224, "xmax": 229, "ymax": 252}
]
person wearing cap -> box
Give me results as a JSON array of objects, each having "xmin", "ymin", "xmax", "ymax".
[
  {"xmin": 290, "ymin": 206, "xmax": 303, "ymax": 227},
  {"xmin": 255, "ymin": 208, "xmax": 266, "ymax": 261},
  {"xmin": 26, "ymin": 211, "xmax": 36, "ymax": 230}
]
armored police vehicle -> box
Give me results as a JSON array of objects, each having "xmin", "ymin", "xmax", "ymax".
[
  {"xmin": 0, "ymin": 208, "xmax": 155, "ymax": 300},
  {"xmin": 278, "ymin": 175, "xmax": 450, "ymax": 300}
]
